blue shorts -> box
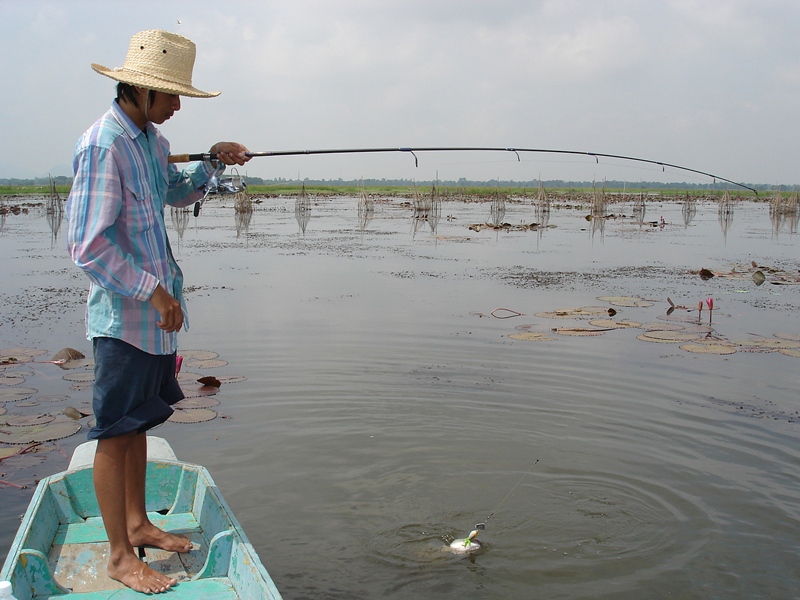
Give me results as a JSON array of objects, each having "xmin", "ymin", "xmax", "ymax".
[{"xmin": 88, "ymin": 337, "xmax": 184, "ymax": 440}]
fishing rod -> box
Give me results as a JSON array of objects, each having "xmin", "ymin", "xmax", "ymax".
[{"xmin": 168, "ymin": 146, "xmax": 758, "ymax": 194}]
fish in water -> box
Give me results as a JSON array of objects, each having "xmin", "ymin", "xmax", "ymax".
[{"xmin": 444, "ymin": 529, "xmax": 481, "ymax": 555}]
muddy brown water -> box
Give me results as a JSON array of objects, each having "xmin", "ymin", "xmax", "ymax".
[{"xmin": 1, "ymin": 195, "xmax": 799, "ymax": 599}]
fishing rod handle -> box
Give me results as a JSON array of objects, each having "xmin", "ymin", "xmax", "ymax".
[{"xmin": 168, "ymin": 152, "xmax": 218, "ymax": 164}]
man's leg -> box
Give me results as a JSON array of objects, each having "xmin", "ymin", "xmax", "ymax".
[
  {"xmin": 94, "ymin": 433, "xmax": 177, "ymax": 594},
  {"xmin": 124, "ymin": 433, "xmax": 191, "ymax": 552}
]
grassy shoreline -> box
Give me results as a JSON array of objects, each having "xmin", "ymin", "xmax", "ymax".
[{"xmin": 0, "ymin": 183, "xmax": 762, "ymax": 200}]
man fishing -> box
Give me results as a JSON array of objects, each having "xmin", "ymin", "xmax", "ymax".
[{"xmin": 66, "ymin": 29, "xmax": 250, "ymax": 594}]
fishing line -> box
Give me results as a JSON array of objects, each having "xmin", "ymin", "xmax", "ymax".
[
  {"xmin": 168, "ymin": 146, "xmax": 757, "ymax": 194},
  {"xmin": 474, "ymin": 459, "xmax": 538, "ymax": 531}
]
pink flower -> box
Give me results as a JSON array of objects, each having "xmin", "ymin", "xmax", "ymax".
[
  {"xmin": 175, "ymin": 355, "xmax": 183, "ymax": 376},
  {"xmin": 697, "ymin": 301, "xmax": 703, "ymax": 312},
  {"xmin": 706, "ymin": 298, "xmax": 714, "ymax": 310}
]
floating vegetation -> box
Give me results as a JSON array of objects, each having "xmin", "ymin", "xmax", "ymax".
[
  {"xmin": 0, "ymin": 417, "xmax": 81, "ymax": 444},
  {"xmin": 174, "ymin": 397, "xmax": 220, "ymax": 409},
  {"xmin": 61, "ymin": 372, "xmax": 94, "ymax": 383},
  {"xmin": 588, "ymin": 319, "xmax": 642, "ymax": 329},
  {"xmin": 596, "ymin": 296, "xmax": 654, "ymax": 308},
  {"xmin": 679, "ymin": 342, "xmax": 737, "ymax": 355},
  {"xmin": 185, "ymin": 358, "xmax": 228, "ymax": 369},
  {"xmin": 637, "ymin": 331, "xmax": 703, "ymax": 343},
  {"xmin": 503, "ymin": 292, "xmax": 800, "ymax": 362},
  {"xmin": 168, "ymin": 407, "xmax": 217, "ymax": 424},
  {"xmin": 552, "ymin": 328, "xmax": 606, "ymax": 336},
  {"xmin": 179, "ymin": 349, "xmax": 219, "ymax": 361},
  {"xmin": 4, "ymin": 413, "xmax": 56, "ymax": 427},
  {"xmin": 0, "ymin": 345, "xmax": 242, "ymax": 486},
  {"xmin": 0, "ymin": 388, "xmax": 38, "ymax": 402},
  {"xmin": 691, "ymin": 260, "xmax": 800, "ymax": 285},
  {"xmin": 507, "ymin": 332, "xmax": 556, "ymax": 342}
]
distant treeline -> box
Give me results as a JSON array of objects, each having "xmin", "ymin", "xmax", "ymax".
[{"xmin": 1, "ymin": 174, "xmax": 795, "ymax": 192}]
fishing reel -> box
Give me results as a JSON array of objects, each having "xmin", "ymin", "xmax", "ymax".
[{"xmin": 193, "ymin": 167, "xmax": 247, "ymax": 217}]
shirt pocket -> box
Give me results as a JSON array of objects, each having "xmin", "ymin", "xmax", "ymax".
[{"xmin": 122, "ymin": 178, "xmax": 155, "ymax": 234}]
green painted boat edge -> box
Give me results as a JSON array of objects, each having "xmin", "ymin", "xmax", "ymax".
[{"xmin": 0, "ymin": 437, "xmax": 283, "ymax": 600}]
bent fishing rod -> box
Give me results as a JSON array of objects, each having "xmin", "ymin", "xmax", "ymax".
[{"xmin": 168, "ymin": 146, "xmax": 757, "ymax": 194}]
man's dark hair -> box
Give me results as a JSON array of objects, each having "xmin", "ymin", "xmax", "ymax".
[
  {"xmin": 116, "ymin": 82, "xmax": 156, "ymax": 110},
  {"xmin": 117, "ymin": 82, "xmax": 140, "ymax": 107}
]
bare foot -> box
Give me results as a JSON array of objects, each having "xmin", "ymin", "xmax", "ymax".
[
  {"xmin": 108, "ymin": 551, "xmax": 177, "ymax": 594},
  {"xmin": 129, "ymin": 521, "xmax": 192, "ymax": 553}
]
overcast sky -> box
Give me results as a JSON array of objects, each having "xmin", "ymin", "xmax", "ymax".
[{"xmin": 2, "ymin": 0, "xmax": 798, "ymax": 187}]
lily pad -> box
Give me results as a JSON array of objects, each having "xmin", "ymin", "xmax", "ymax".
[
  {"xmin": 0, "ymin": 418, "xmax": 81, "ymax": 444},
  {"xmin": 534, "ymin": 310, "xmax": 582, "ymax": 319},
  {"xmin": 588, "ymin": 319, "xmax": 642, "ymax": 329},
  {"xmin": 184, "ymin": 359, "xmax": 228, "ymax": 369},
  {"xmin": 197, "ymin": 376, "xmax": 221, "ymax": 388},
  {"xmin": 4, "ymin": 414, "xmax": 55, "ymax": 427},
  {"xmin": 637, "ymin": 331, "xmax": 703, "ymax": 343},
  {"xmin": 0, "ymin": 446, "xmax": 19, "ymax": 460},
  {"xmin": 553, "ymin": 328, "xmax": 606, "ymax": 336},
  {"xmin": 179, "ymin": 383, "xmax": 220, "ymax": 398},
  {"xmin": 778, "ymin": 348, "xmax": 800, "ymax": 358},
  {"xmin": 177, "ymin": 371, "xmax": 203, "ymax": 382},
  {"xmin": 0, "ymin": 406, "xmax": 6, "ymax": 416},
  {"xmin": 576, "ymin": 306, "xmax": 615, "ymax": 315},
  {"xmin": 774, "ymin": 333, "xmax": 800, "ymax": 342},
  {"xmin": 62, "ymin": 372, "xmax": 95, "ymax": 383},
  {"xmin": 597, "ymin": 296, "xmax": 655, "ymax": 308},
  {"xmin": 0, "ymin": 388, "xmax": 37, "ymax": 402},
  {"xmin": 37, "ymin": 395, "xmax": 70, "ymax": 403},
  {"xmin": 168, "ymin": 408, "xmax": 218, "ymax": 424},
  {"xmin": 0, "ymin": 375, "xmax": 26, "ymax": 386},
  {"xmin": 508, "ymin": 332, "xmax": 556, "ymax": 342},
  {"xmin": 174, "ymin": 397, "xmax": 220, "ymax": 409},
  {"xmin": 62, "ymin": 407, "xmax": 83, "ymax": 420},
  {"xmin": 641, "ymin": 322, "xmax": 686, "ymax": 331},
  {"xmin": 59, "ymin": 359, "xmax": 94, "ymax": 370},
  {"xmin": 50, "ymin": 348, "xmax": 85, "ymax": 363},
  {"xmin": 679, "ymin": 343, "xmax": 737, "ymax": 355},
  {"xmin": 179, "ymin": 350, "xmax": 219, "ymax": 361},
  {"xmin": 216, "ymin": 375, "xmax": 247, "ymax": 384},
  {"xmin": 738, "ymin": 338, "xmax": 800, "ymax": 349}
]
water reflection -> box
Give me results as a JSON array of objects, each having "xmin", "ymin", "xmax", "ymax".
[
  {"xmin": 46, "ymin": 176, "xmax": 64, "ymax": 248},
  {"xmin": 295, "ymin": 183, "xmax": 311, "ymax": 234},
  {"xmin": 411, "ymin": 182, "xmax": 441, "ymax": 235},
  {"xmin": 589, "ymin": 184, "xmax": 606, "ymax": 239},
  {"xmin": 170, "ymin": 206, "xmax": 191, "ymax": 243},
  {"xmin": 681, "ymin": 195, "xmax": 697, "ymax": 227},
  {"xmin": 718, "ymin": 190, "xmax": 734, "ymax": 239},
  {"xmin": 489, "ymin": 188, "xmax": 505, "ymax": 227},
  {"xmin": 632, "ymin": 192, "xmax": 646, "ymax": 226},
  {"xmin": 533, "ymin": 183, "xmax": 550, "ymax": 240},
  {"xmin": 770, "ymin": 190, "xmax": 799, "ymax": 235},
  {"xmin": 358, "ymin": 183, "xmax": 374, "ymax": 232}
]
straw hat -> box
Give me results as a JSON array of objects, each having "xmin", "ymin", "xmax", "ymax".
[{"xmin": 91, "ymin": 29, "xmax": 220, "ymax": 98}]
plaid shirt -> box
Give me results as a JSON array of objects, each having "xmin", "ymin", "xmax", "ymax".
[{"xmin": 66, "ymin": 101, "xmax": 218, "ymax": 355}]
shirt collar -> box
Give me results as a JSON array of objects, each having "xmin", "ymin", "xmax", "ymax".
[{"xmin": 110, "ymin": 100, "xmax": 156, "ymax": 141}]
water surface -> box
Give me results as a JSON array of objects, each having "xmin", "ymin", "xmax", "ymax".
[{"xmin": 0, "ymin": 195, "xmax": 798, "ymax": 599}]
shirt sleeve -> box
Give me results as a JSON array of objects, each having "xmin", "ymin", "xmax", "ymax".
[
  {"xmin": 66, "ymin": 144, "xmax": 159, "ymax": 302},
  {"xmin": 165, "ymin": 159, "xmax": 222, "ymax": 208}
]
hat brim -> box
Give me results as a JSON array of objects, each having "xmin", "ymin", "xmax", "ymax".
[{"xmin": 91, "ymin": 63, "xmax": 220, "ymax": 98}]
